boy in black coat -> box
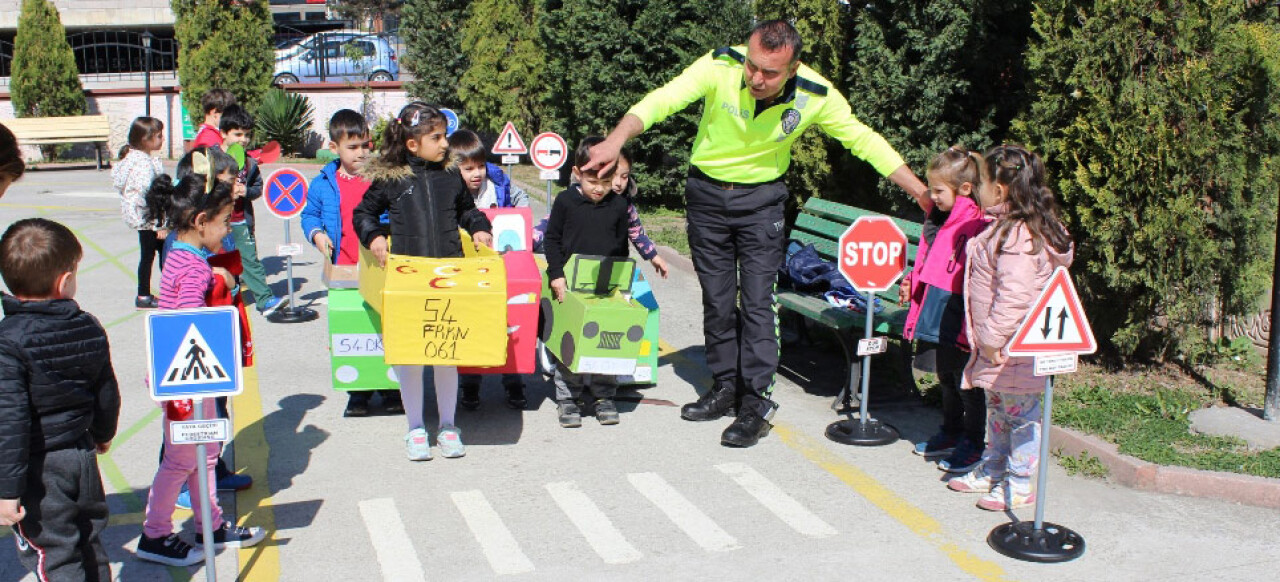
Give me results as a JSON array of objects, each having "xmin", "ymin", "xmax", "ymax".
[{"xmin": 0, "ymin": 219, "xmax": 120, "ymax": 581}]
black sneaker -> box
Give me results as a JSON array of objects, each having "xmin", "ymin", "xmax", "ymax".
[
  {"xmin": 135, "ymin": 295, "xmax": 159, "ymax": 309},
  {"xmin": 136, "ymin": 533, "xmax": 204, "ymax": 566},
  {"xmin": 196, "ymin": 522, "xmax": 266, "ymax": 550},
  {"xmin": 558, "ymin": 400, "xmax": 582, "ymax": 428},
  {"xmin": 381, "ymin": 392, "xmax": 404, "ymax": 415},
  {"xmin": 460, "ymin": 383, "xmax": 481, "ymax": 411},
  {"xmin": 595, "ymin": 399, "xmax": 620, "ymax": 425},
  {"xmin": 938, "ymin": 438, "xmax": 985, "ymax": 474},
  {"xmin": 503, "ymin": 382, "xmax": 527, "ymax": 410},
  {"xmin": 344, "ymin": 393, "xmax": 370, "ymax": 417}
]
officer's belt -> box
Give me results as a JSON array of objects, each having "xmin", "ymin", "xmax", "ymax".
[{"xmin": 689, "ymin": 167, "xmax": 782, "ymax": 191}]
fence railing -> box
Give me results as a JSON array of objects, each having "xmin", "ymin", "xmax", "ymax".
[{"xmin": 0, "ymin": 30, "xmax": 178, "ymax": 87}]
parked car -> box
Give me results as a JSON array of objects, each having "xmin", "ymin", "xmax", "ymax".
[{"xmin": 273, "ymin": 32, "xmax": 399, "ymax": 84}]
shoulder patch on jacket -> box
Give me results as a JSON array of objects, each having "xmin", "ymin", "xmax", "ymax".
[
  {"xmin": 713, "ymin": 46, "xmax": 745, "ymax": 64},
  {"xmin": 359, "ymin": 155, "xmax": 414, "ymax": 182},
  {"xmin": 795, "ymin": 76, "xmax": 828, "ymax": 97}
]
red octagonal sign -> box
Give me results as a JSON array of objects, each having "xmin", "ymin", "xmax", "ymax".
[{"xmin": 839, "ymin": 216, "xmax": 908, "ymax": 293}]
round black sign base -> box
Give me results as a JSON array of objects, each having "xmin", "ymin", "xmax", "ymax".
[
  {"xmin": 267, "ymin": 307, "xmax": 318, "ymax": 324},
  {"xmin": 988, "ymin": 520, "xmax": 1085, "ymax": 563},
  {"xmin": 825, "ymin": 418, "xmax": 899, "ymax": 446}
]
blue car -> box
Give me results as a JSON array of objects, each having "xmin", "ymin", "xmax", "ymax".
[{"xmin": 273, "ymin": 32, "xmax": 399, "ymax": 84}]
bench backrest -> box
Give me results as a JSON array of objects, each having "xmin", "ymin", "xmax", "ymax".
[
  {"xmin": 0, "ymin": 115, "xmax": 111, "ymax": 144},
  {"xmin": 789, "ymin": 197, "xmax": 922, "ymax": 300}
]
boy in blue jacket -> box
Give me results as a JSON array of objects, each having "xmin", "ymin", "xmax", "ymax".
[{"xmin": 301, "ymin": 109, "xmax": 402, "ymax": 417}]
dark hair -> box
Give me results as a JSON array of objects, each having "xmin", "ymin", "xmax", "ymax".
[
  {"xmin": 983, "ymin": 144, "xmax": 1072, "ymax": 255},
  {"xmin": 749, "ymin": 19, "xmax": 802, "ymax": 62},
  {"xmin": 378, "ymin": 102, "xmax": 448, "ymax": 167},
  {"xmin": 0, "ymin": 123, "xmax": 24, "ymax": 184},
  {"xmin": 120, "ymin": 116, "xmax": 165, "ymax": 159},
  {"xmin": 926, "ymin": 145, "xmax": 982, "ymax": 193},
  {"xmin": 0, "ymin": 218, "xmax": 83, "ymax": 297},
  {"xmin": 201, "ymin": 88, "xmax": 235, "ymax": 116},
  {"xmin": 146, "ymin": 148, "xmax": 236, "ymax": 232},
  {"xmin": 219, "ymin": 104, "xmax": 254, "ymax": 133},
  {"xmin": 447, "ymin": 129, "xmax": 486, "ymax": 166},
  {"xmin": 328, "ymin": 108, "xmax": 369, "ymax": 143},
  {"xmin": 573, "ymin": 136, "xmax": 613, "ymax": 178}
]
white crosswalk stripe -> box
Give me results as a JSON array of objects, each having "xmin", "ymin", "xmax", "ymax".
[
  {"xmin": 627, "ymin": 472, "xmax": 742, "ymax": 552},
  {"xmin": 450, "ymin": 490, "xmax": 536, "ymax": 575},
  {"xmin": 716, "ymin": 462, "xmax": 838, "ymax": 538},
  {"xmin": 359, "ymin": 497, "xmax": 428, "ymax": 582},
  {"xmin": 546, "ymin": 481, "xmax": 643, "ymax": 565}
]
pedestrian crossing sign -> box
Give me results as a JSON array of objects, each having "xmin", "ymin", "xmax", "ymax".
[{"xmin": 146, "ymin": 307, "xmax": 243, "ymax": 401}]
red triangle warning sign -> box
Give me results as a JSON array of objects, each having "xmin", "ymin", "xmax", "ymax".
[
  {"xmin": 1006, "ymin": 266, "xmax": 1097, "ymax": 356},
  {"xmin": 492, "ymin": 122, "xmax": 528, "ymax": 155}
]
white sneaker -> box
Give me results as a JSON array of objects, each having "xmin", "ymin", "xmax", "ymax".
[
  {"xmin": 437, "ymin": 425, "xmax": 466, "ymax": 458},
  {"xmin": 405, "ymin": 428, "xmax": 432, "ymax": 461},
  {"xmin": 947, "ymin": 469, "xmax": 994, "ymax": 493}
]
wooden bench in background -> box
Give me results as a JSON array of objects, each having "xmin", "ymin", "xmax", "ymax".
[
  {"xmin": 1, "ymin": 114, "xmax": 112, "ymax": 170},
  {"xmin": 778, "ymin": 197, "xmax": 923, "ymax": 410}
]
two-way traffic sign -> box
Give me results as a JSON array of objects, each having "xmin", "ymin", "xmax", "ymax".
[
  {"xmin": 529, "ymin": 132, "xmax": 567, "ymax": 172},
  {"xmin": 1006, "ymin": 266, "xmax": 1096, "ymax": 356}
]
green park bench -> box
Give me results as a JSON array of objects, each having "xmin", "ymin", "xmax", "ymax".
[{"xmin": 778, "ymin": 197, "xmax": 922, "ymax": 409}]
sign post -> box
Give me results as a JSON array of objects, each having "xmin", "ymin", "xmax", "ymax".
[
  {"xmin": 530, "ymin": 132, "xmax": 568, "ymax": 222},
  {"xmin": 826, "ymin": 216, "xmax": 907, "ymax": 446},
  {"xmin": 988, "ymin": 266, "xmax": 1095, "ymax": 563},
  {"xmin": 492, "ymin": 121, "xmax": 528, "ymax": 181},
  {"xmin": 263, "ymin": 168, "xmax": 317, "ymax": 323},
  {"xmin": 146, "ymin": 307, "xmax": 245, "ymax": 581}
]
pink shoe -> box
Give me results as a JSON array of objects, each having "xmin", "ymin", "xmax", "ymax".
[{"xmin": 977, "ymin": 484, "xmax": 1034, "ymax": 511}]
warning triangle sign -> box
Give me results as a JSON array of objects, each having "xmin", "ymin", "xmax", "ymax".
[
  {"xmin": 1006, "ymin": 266, "xmax": 1097, "ymax": 356},
  {"xmin": 160, "ymin": 324, "xmax": 231, "ymax": 386},
  {"xmin": 492, "ymin": 122, "xmax": 528, "ymax": 155}
]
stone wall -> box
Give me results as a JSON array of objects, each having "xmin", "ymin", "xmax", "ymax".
[{"xmin": 0, "ymin": 0, "xmax": 175, "ymax": 30}]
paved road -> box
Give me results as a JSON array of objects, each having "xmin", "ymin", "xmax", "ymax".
[{"xmin": 0, "ymin": 167, "xmax": 1277, "ymax": 582}]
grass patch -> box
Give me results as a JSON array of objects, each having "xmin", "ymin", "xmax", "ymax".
[
  {"xmin": 1053, "ymin": 382, "xmax": 1280, "ymax": 479},
  {"xmin": 1055, "ymin": 450, "xmax": 1109, "ymax": 479},
  {"xmin": 640, "ymin": 210, "xmax": 690, "ymax": 256}
]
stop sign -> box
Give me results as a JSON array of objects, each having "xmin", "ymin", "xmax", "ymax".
[{"xmin": 838, "ymin": 216, "xmax": 908, "ymax": 293}]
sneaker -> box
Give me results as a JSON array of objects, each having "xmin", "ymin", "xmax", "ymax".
[
  {"xmin": 503, "ymin": 382, "xmax": 527, "ymax": 410},
  {"xmin": 405, "ymin": 428, "xmax": 432, "ymax": 461},
  {"xmin": 947, "ymin": 470, "xmax": 995, "ymax": 494},
  {"xmin": 259, "ymin": 296, "xmax": 288, "ymax": 316},
  {"xmin": 558, "ymin": 401, "xmax": 582, "ymax": 428},
  {"xmin": 136, "ymin": 533, "xmax": 204, "ymax": 566},
  {"xmin": 460, "ymin": 383, "xmax": 481, "ymax": 411},
  {"xmin": 216, "ymin": 472, "xmax": 253, "ymax": 492},
  {"xmin": 196, "ymin": 521, "xmax": 267, "ymax": 549},
  {"xmin": 913, "ymin": 431, "xmax": 962, "ymax": 457},
  {"xmin": 175, "ymin": 486, "xmax": 192, "ymax": 511},
  {"xmin": 381, "ymin": 392, "xmax": 404, "ymax": 415},
  {"xmin": 938, "ymin": 438, "xmax": 985, "ymax": 473},
  {"xmin": 344, "ymin": 393, "xmax": 371, "ymax": 417},
  {"xmin": 135, "ymin": 295, "xmax": 159, "ymax": 309},
  {"xmin": 594, "ymin": 399, "xmax": 619, "ymax": 425},
  {"xmin": 977, "ymin": 483, "xmax": 1035, "ymax": 511},
  {"xmin": 437, "ymin": 425, "xmax": 466, "ymax": 458}
]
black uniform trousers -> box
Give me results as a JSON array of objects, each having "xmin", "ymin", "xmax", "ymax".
[
  {"xmin": 12, "ymin": 441, "xmax": 110, "ymax": 582},
  {"xmin": 685, "ymin": 173, "xmax": 788, "ymax": 418}
]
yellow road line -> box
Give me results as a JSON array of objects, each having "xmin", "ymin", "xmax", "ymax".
[
  {"xmin": 234, "ymin": 365, "xmax": 280, "ymax": 581},
  {"xmin": 658, "ymin": 337, "xmax": 1013, "ymax": 581},
  {"xmin": 0, "ymin": 203, "xmax": 115, "ymax": 212}
]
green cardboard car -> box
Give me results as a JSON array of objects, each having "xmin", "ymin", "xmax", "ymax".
[{"xmin": 539, "ymin": 255, "xmax": 648, "ymax": 375}]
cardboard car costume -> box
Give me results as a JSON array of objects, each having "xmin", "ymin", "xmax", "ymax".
[
  {"xmin": 618, "ymin": 268, "xmax": 660, "ymax": 385},
  {"xmin": 540, "ymin": 255, "xmax": 648, "ymax": 375}
]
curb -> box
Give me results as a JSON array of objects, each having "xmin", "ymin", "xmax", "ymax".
[
  {"xmin": 1051, "ymin": 425, "xmax": 1280, "ymax": 509},
  {"xmin": 655, "ymin": 245, "xmax": 694, "ymax": 274}
]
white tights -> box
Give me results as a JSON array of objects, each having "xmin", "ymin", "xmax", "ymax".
[{"xmin": 393, "ymin": 365, "xmax": 459, "ymax": 431}]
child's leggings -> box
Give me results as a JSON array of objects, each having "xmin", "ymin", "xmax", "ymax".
[
  {"xmin": 977, "ymin": 390, "xmax": 1043, "ymax": 492},
  {"xmin": 143, "ymin": 400, "xmax": 223, "ymax": 539},
  {"xmin": 393, "ymin": 365, "xmax": 459, "ymax": 431}
]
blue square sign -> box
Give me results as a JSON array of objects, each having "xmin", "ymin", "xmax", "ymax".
[{"xmin": 146, "ymin": 307, "xmax": 243, "ymax": 400}]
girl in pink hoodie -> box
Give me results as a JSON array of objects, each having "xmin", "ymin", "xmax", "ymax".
[
  {"xmin": 947, "ymin": 145, "xmax": 1074, "ymax": 512},
  {"xmin": 901, "ymin": 146, "xmax": 991, "ymax": 474}
]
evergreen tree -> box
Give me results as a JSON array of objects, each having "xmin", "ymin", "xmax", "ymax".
[
  {"xmin": 541, "ymin": 0, "xmax": 751, "ymax": 207},
  {"xmin": 458, "ymin": 0, "xmax": 543, "ymax": 133},
  {"xmin": 401, "ymin": 0, "xmax": 469, "ymax": 108},
  {"xmin": 1015, "ymin": 1, "xmax": 1280, "ymax": 358},
  {"xmin": 172, "ymin": 0, "xmax": 274, "ymax": 124},
  {"xmin": 840, "ymin": 0, "xmax": 1033, "ymax": 217},
  {"xmin": 754, "ymin": 0, "xmax": 849, "ymax": 209},
  {"xmin": 11, "ymin": 0, "xmax": 85, "ymax": 122}
]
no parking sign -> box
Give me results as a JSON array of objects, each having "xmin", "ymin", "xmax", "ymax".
[{"xmin": 263, "ymin": 168, "xmax": 308, "ymax": 220}]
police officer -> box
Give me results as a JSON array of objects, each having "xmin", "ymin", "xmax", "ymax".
[{"xmin": 585, "ymin": 20, "xmax": 928, "ymax": 447}]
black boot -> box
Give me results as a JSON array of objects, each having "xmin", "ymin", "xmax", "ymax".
[
  {"xmin": 681, "ymin": 382, "xmax": 737, "ymax": 421},
  {"xmin": 721, "ymin": 409, "xmax": 773, "ymax": 448},
  {"xmin": 503, "ymin": 376, "xmax": 527, "ymax": 410},
  {"xmin": 460, "ymin": 381, "xmax": 481, "ymax": 411}
]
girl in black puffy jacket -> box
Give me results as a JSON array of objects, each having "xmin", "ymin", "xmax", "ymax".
[{"xmin": 352, "ymin": 102, "xmax": 493, "ymax": 462}]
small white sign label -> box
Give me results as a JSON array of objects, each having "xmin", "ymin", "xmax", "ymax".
[
  {"xmin": 575, "ymin": 357, "xmax": 637, "ymax": 376},
  {"xmin": 332, "ymin": 333, "xmax": 385, "ymax": 357},
  {"xmin": 169, "ymin": 418, "xmax": 231, "ymax": 445},
  {"xmin": 277, "ymin": 243, "xmax": 303, "ymax": 257},
  {"xmin": 1034, "ymin": 353, "xmax": 1078, "ymax": 376},
  {"xmin": 857, "ymin": 337, "xmax": 888, "ymax": 356},
  {"xmin": 539, "ymin": 169, "xmax": 560, "ymax": 181},
  {"xmin": 501, "ymin": 154, "xmax": 520, "ymax": 165}
]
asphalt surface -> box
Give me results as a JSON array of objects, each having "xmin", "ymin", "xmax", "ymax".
[{"xmin": 0, "ymin": 166, "xmax": 1278, "ymax": 582}]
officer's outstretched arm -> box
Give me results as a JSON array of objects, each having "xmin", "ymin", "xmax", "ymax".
[{"xmin": 585, "ymin": 114, "xmax": 645, "ymax": 177}]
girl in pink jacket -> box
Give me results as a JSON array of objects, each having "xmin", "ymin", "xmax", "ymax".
[
  {"xmin": 901, "ymin": 146, "xmax": 991, "ymax": 474},
  {"xmin": 947, "ymin": 145, "xmax": 1074, "ymax": 512}
]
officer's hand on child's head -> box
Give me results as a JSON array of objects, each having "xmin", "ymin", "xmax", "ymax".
[
  {"xmin": 472, "ymin": 231, "xmax": 493, "ymax": 250},
  {"xmin": 551, "ymin": 277, "xmax": 567, "ymax": 303},
  {"xmin": 0, "ymin": 499, "xmax": 25, "ymax": 526}
]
